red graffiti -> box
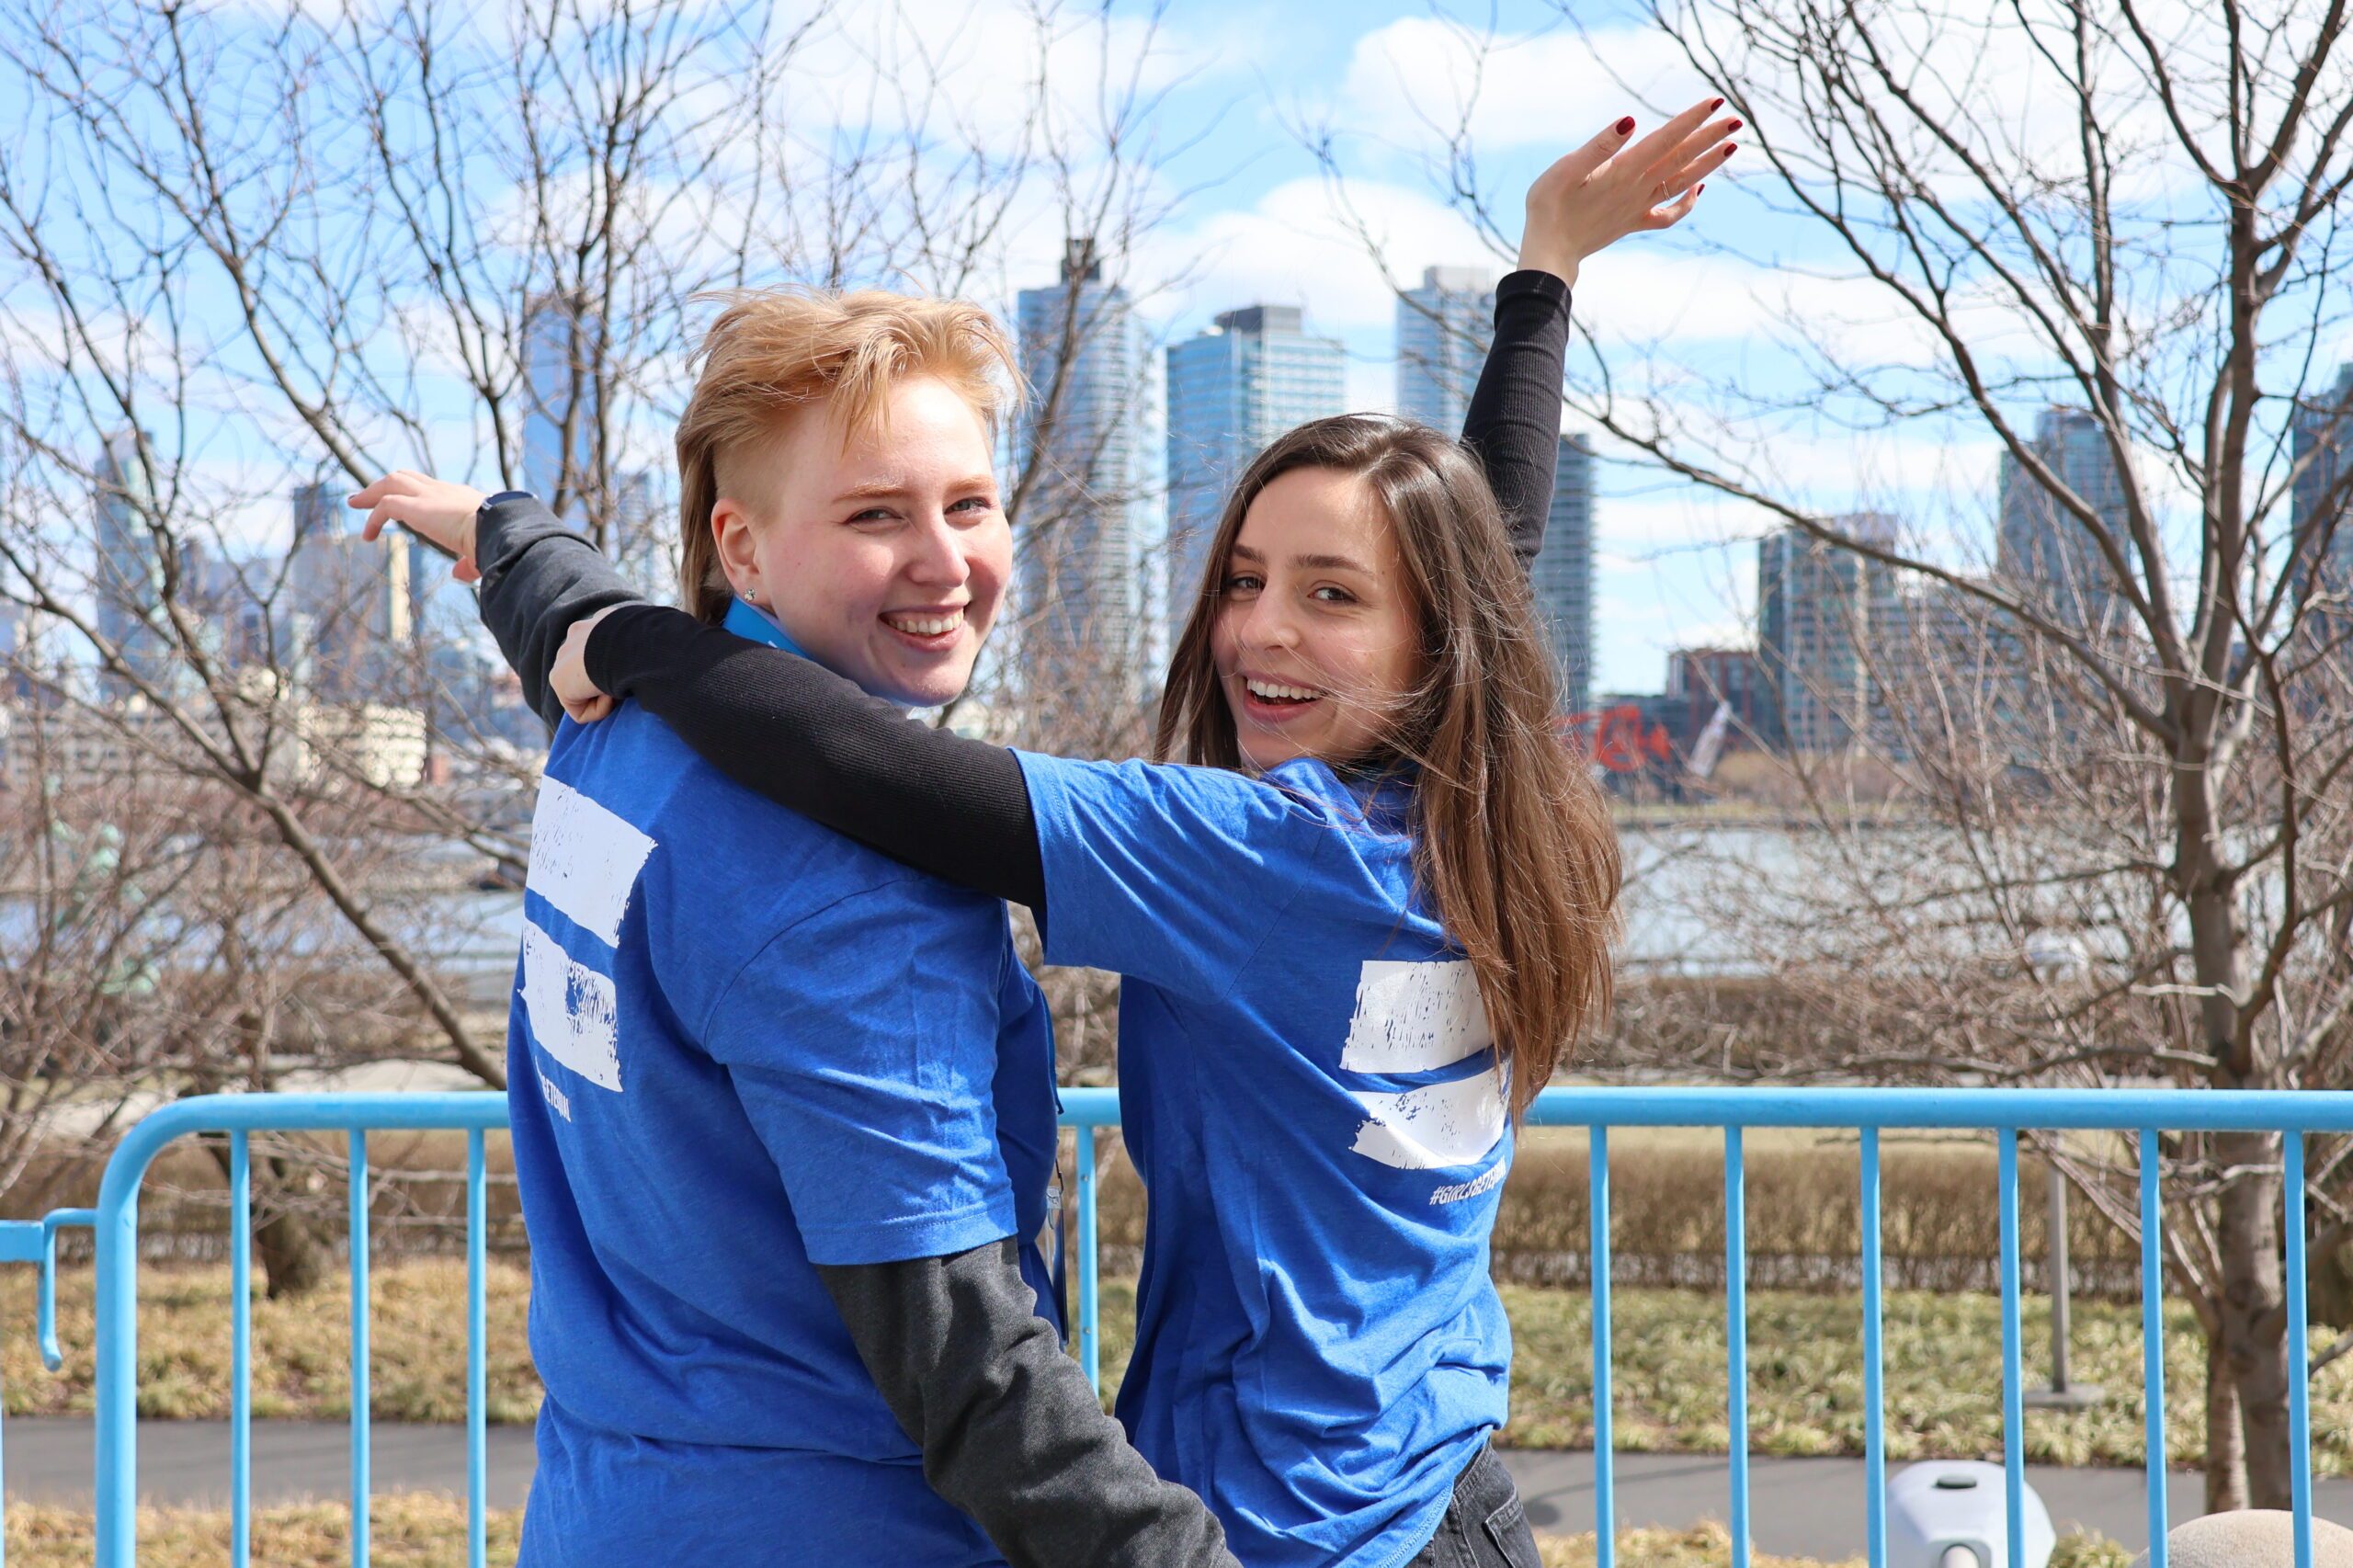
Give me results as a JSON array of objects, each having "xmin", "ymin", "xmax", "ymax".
[{"xmin": 1557, "ymin": 705, "xmax": 1676, "ymax": 771}]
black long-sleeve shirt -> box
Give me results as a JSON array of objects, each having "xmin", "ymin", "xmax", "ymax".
[{"xmin": 469, "ymin": 267, "xmax": 1570, "ymax": 1568}]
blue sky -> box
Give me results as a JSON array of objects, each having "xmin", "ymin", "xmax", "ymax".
[
  {"xmin": 21, "ymin": 0, "xmax": 2342, "ymax": 698},
  {"xmin": 1029, "ymin": 0, "xmax": 1790, "ymax": 695}
]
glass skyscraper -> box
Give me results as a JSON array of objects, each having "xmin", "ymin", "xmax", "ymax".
[
  {"xmin": 1164, "ymin": 304, "xmax": 1346, "ymax": 646},
  {"xmin": 1015, "ymin": 240, "xmax": 1153, "ymax": 699},
  {"xmin": 1758, "ymin": 514, "xmax": 1902, "ymax": 754},
  {"xmin": 92, "ymin": 429, "xmax": 174, "ymax": 699},
  {"xmin": 1395, "ymin": 267, "xmax": 1495, "ymax": 431},
  {"xmin": 2290, "ymin": 362, "xmax": 2353, "ymax": 631},
  {"xmin": 522, "ymin": 289, "xmax": 603, "ymax": 507},
  {"xmin": 1529, "ymin": 434, "xmax": 1596, "ymax": 715},
  {"xmin": 1996, "ymin": 407, "xmax": 2132, "ymax": 637}
]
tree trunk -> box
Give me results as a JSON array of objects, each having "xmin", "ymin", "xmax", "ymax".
[
  {"xmin": 202, "ymin": 1141, "xmax": 332, "ymax": 1301},
  {"xmin": 2206, "ymin": 1323, "xmax": 2247, "ymax": 1512},
  {"xmin": 255, "ymin": 1197, "xmax": 332, "ymax": 1301},
  {"xmin": 2215, "ymin": 1130, "xmax": 2293, "ymax": 1509}
]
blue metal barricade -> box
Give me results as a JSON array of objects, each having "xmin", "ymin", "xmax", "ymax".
[{"xmin": 2, "ymin": 1085, "xmax": 2345, "ymax": 1567}]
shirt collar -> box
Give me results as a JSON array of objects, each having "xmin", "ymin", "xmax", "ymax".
[
  {"xmin": 720, "ymin": 595, "xmax": 921, "ymax": 710},
  {"xmin": 722, "ymin": 596, "xmax": 812, "ymax": 659}
]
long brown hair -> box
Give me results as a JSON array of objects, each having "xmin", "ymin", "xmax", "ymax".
[{"xmin": 1154, "ymin": 415, "xmax": 1620, "ymax": 1112}]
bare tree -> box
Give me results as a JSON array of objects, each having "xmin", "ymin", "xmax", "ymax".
[
  {"xmin": 0, "ymin": 0, "xmax": 1211, "ymax": 1284},
  {"xmin": 1330, "ymin": 0, "xmax": 2353, "ymax": 1511}
]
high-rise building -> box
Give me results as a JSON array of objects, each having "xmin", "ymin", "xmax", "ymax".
[
  {"xmin": 93, "ymin": 430, "xmax": 174, "ymax": 698},
  {"xmin": 523, "ymin": 289, "xmax": 604, "ymax": 507},
  {"xmin": 285, "ymin": 479, "xmax": 414, "ymax": 701},
  {"xmin": 2290, "ymin": 362, "xmax": 2353, "ymax": 631},
  {"xmin": 1757, "ymin": 514, "xmax": 1902, "ymax": 753},
  {"xmin": 1164, "ymin": 304, "xmax": 1347, "ymax": 645},
  {"xmin": 1997, "ymin": 407, "xmax": 2132, "ymax": 637},
  {"xmin": 1395, "ymin": 267, "xmax": 1496, "ymax": 431},
  {"xmin": 1015, "ymin": 239, "xmax": 1153, "ymax": 698},
  {"xmin": 1529, "ymin": 434, "xmax": 1597, "ymax": 715}
]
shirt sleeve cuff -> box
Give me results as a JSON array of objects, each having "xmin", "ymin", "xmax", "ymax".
[
  {"xmin": 798, "ymin": 1194, "xmax": 1017, "ymax": 1267},
  {"xmin": 1495, "ymin": 267, "xmax": 1572, "ymax": 314}
]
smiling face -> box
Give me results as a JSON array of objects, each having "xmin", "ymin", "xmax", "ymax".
[
  {"xmin": 710, "ymin": 374, "xmax": 1007, "ymax": 706},
  {"xmin": 1209, "ymin": 464, "xmax": 1425, "ymax": 772}
]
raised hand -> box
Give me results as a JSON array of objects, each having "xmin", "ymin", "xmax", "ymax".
[
  {"xmin": 348, "ymin": 471, "xmax": 490, "ymax": 583},
  {"xmin": 551, "ymin": 605, "xmax": 620, "ymax": 724},
  {"xmin": 1518, "ymin": 97, "xmax": 1739, "ymax": 287}
]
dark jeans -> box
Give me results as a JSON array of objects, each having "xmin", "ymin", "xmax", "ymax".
[{"xmin": 1404, "ymin": 1441, "xmax": 1541, "ymax": 1568}]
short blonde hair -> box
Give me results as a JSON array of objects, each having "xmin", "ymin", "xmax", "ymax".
[{"xmin": 674, "ymin": 289, "xmax": 1018, "ymax": 621}]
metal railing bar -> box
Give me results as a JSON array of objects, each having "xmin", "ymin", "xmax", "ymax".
[
  {"xmin": 40, "ymin": 1086, "xmax": 2353, "ymax": 1568},
  {"xmin": 2286, "ymin": 1133, "xmax": 2313, "ymax": 1568},
  {"xmin": 231, "ymin": 1131, "xmax": 252, "ymax": 1568},
  {"xmin": 1506, "ymin": 1086, "xmax": 2353, "ymax": 1133},
  {"xmin": 1860, "ymin": 1129, "xmax": 1885, "ymax": 1568},
  {"xmin": 1591, "ymin": 1125, "xmax": 1613, "ymax": 1568},
  {"xmin": 1076, "ymin": 1127, "xmax": 1101, "ymax": 1393},
  {"xmin": 1998, "ymin": 1131, "xmax": 2026, "ymax": 1568},
  {"xmin": 467, "ymin": 1128, "xmax": 488, "ymax": 1568},
  {"xmin": 350, "ymin": 1129, "xmax": 370, "ymax": 1568},
  {"xmin": 1726, "ymin": 1127, "xmax": 1750, "ymax": 1568},
  {"xmin": 2140, "ymin": 1129, "xmax": 2166, "ymax": 1568},
  {"xmin": 37, "ymin": 1210, "xmax": 94, "ymax": 1372}
]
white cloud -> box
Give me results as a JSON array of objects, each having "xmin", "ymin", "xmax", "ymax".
[
  {"xmin": 1336, "ymin": 17, "xmax": 1712, "ymax": 156},
  {"xmin": 1140, "ymin": 176, "xmax": 1496, "ymax": 336}
]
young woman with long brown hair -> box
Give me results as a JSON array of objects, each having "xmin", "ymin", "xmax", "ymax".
[{"xmin": 367, "ymin": 102, "xmax": 1733, "ymax": 1568}]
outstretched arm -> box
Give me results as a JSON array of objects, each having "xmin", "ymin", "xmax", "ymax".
[
  {"xmin": 347, "ymin": 475, "xmax": 649, "ymax": 731},
  {"xmin": 1461, "ymin": 102, "xmax": 1739, "ymax": 570}
]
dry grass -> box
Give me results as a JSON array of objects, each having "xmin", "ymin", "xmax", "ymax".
[
  {"xmin": 1091, "ymin": 1278, "xmax": 2353, "ymax": 1475},
  {"xmin": 17, "ymin": 1260, "xmax": 2352, "ymax": 1480},
  {"xmin": 0, "ymin": 1503, "xmax": 2131, "ymax": 1568},
  {"xmin": 0, "ymin": 1259, "xmax": 539, "ymax": 1422},
  {"xmin": 1090, "ymin": 1129, "xmax": 2154, "ymax": 1296},
  {"xmin": 4, "ymin": 1498, "xmax": 523, "ymax": 1568}
]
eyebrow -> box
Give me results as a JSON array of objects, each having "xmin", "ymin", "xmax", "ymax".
[
  {"xmin": 830, "ymin": 476, "xmax": 997, "ymax": 503},
  {"xmin": 1229, "ymin": 542, "xmax": 1370, "ymax": 574}
]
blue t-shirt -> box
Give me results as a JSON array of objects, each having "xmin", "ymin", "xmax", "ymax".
[
  {"xmin": 507, "ymin": 602, "xmax": 1061, "ymax": 1568},
  {"xmin": 1014, "ymin": 751, "xmax": 1513, "ymax": 1568}
]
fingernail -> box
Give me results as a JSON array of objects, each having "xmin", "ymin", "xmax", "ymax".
[
  {"xmin": 1617, "ymin": 116, "xmax": 1635, "ymax": 135},
  {"xmin": 1710, "ymin": 97, "xmax": 1724, "ymax": 111},
  {"xmin": 1725, "ymin": 143, "xmax": 1737, "ymax": 155},
  {"xmin": 1729, "ymin": 119, "xmax": 1744, "ymax": 131},
  {"xmin": 1696, "ymin": 184, "xmax": 1706, "ymax": 196}
]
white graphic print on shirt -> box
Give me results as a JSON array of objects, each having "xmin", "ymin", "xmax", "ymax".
[
  {"xmin": 1341, "ymin": 960, "xmax": 1508, "ymax": 1171},
  {"xmin": 519, "ymin": 774, "xmax": 656, "ymax": 1093}
]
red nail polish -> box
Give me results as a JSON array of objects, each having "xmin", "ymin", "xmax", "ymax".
[
  {"xmin": 1696, "ymin": 184, "xmax": 1705, "ymax": 196},
  {"xmin": 1617, "ymin": 116, "xmax": 1635, "ymax": 135},
  {"xmin": 1725, "ymin": 143, "xmax": 1737, "ymax": 155},
  {"xmin": 1710, "ymin": 97, "xmax": 1724, "ymax": 111},
  {"xmin": 1729, "ymin": 119, "xmax": 1744, "ymax": 131}
]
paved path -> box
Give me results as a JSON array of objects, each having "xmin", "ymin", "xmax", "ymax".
[{"xmin": 7, "ymin": 1417, "xmax": 2350, "ymax": 1559}]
